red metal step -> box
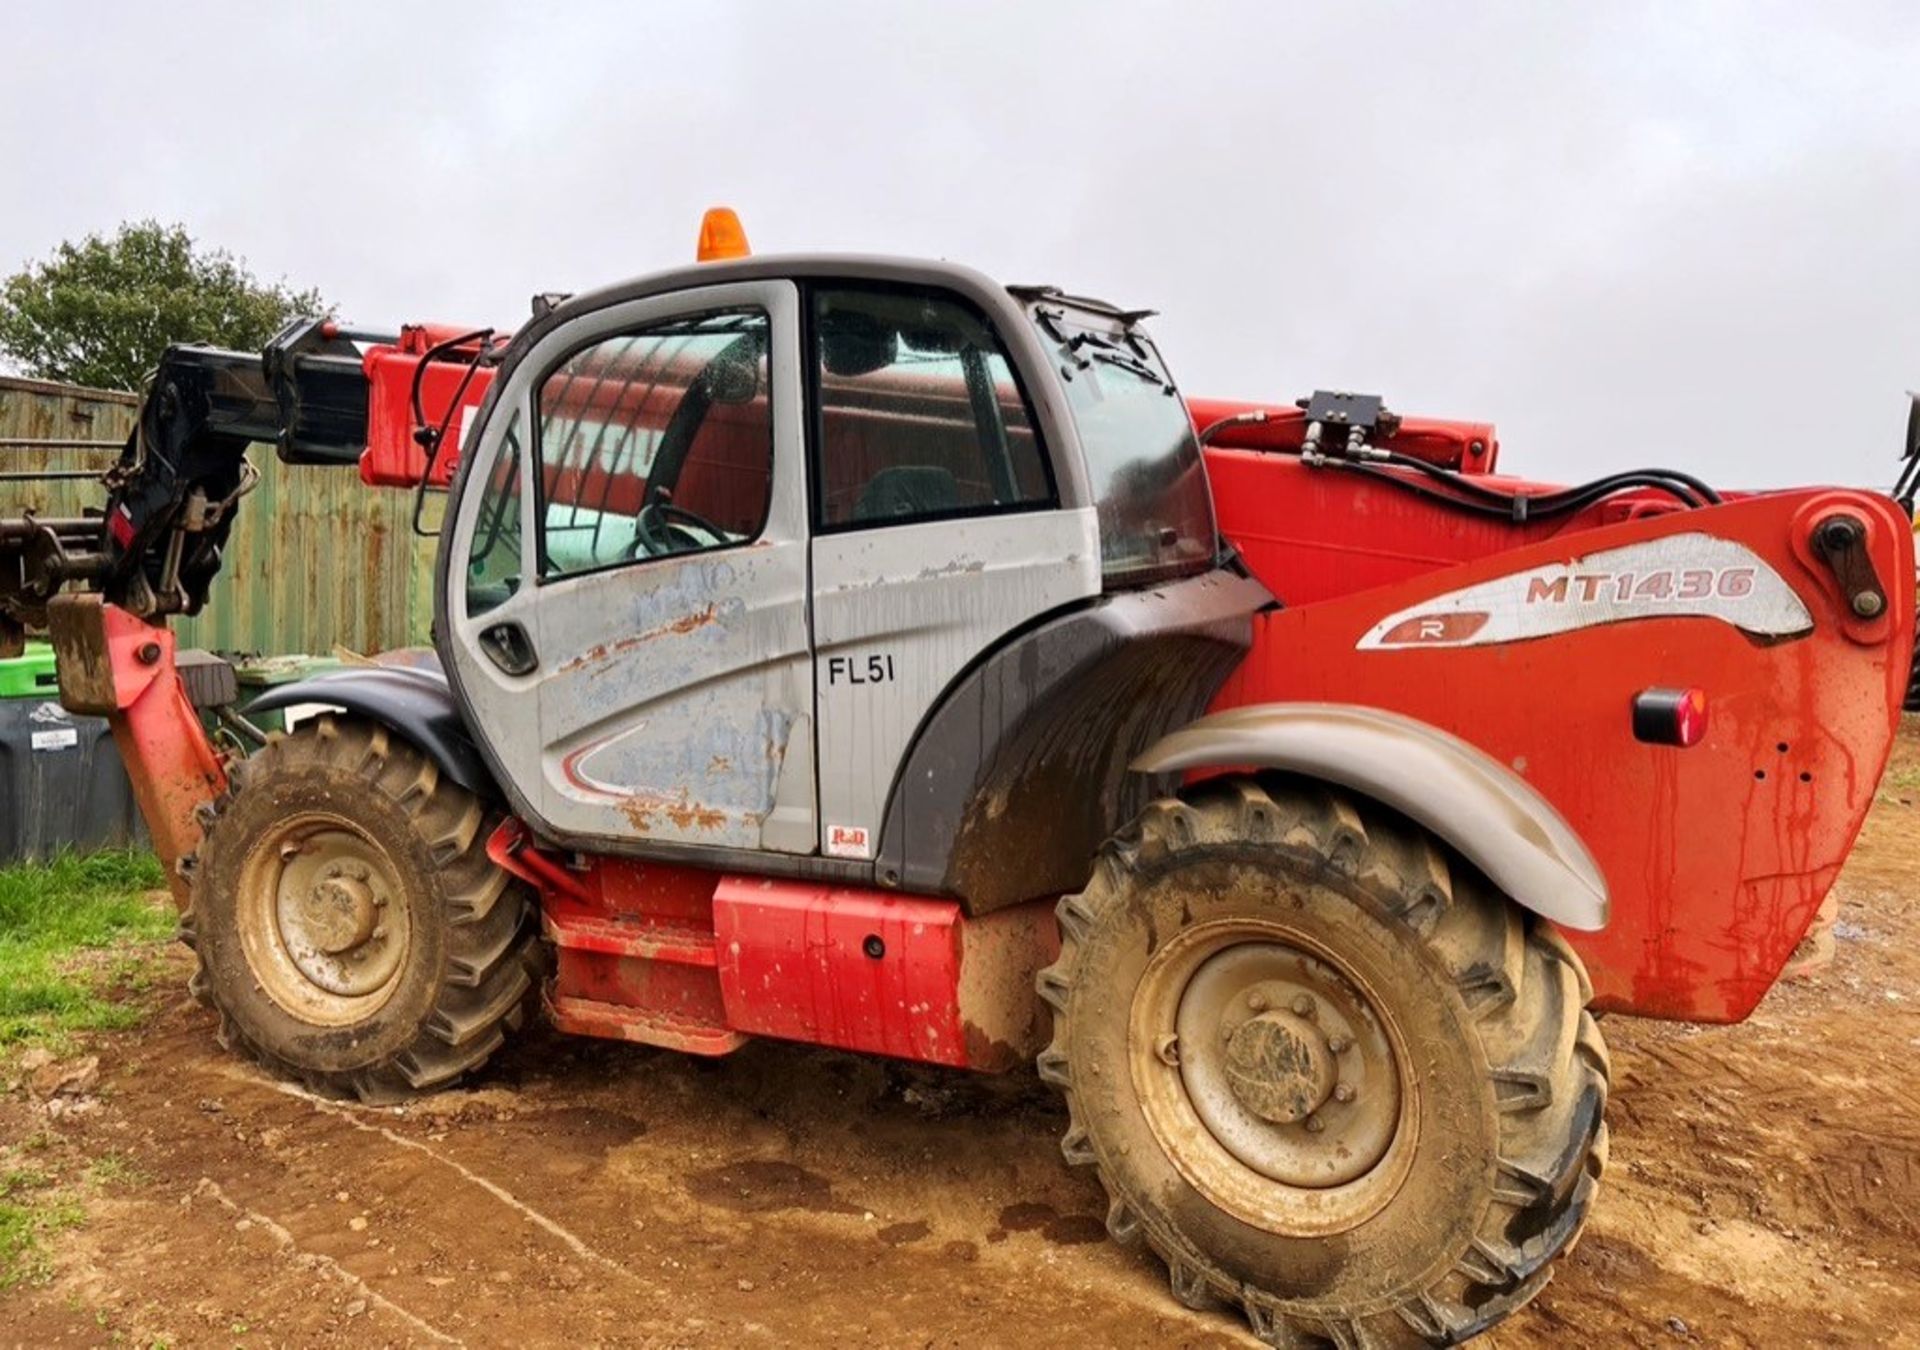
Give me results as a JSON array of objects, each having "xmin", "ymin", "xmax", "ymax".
[
  {"xmin": 544, "ymin": 992, "xmax": 747, "ymax": 1055},
  {"xmin": 541, "ymin": 898, "xmax": 718, "ymax": 967}
]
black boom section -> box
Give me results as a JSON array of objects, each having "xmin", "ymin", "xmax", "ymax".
[
  {"xmin": 246, "ymin": 666, "xmax": 496, "ymax": 798},
  {"xmin": 0, "ymin": 318, "xmax": 382, "ymax": 650},
  {"xmin": 875, "ymin": 568, "xmax": 1271, "ymax": 914}
]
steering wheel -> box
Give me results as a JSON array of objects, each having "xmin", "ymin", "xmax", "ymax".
[{"xmin": 630, "ymin": 497, "xmax": 726, "ymax": 557}]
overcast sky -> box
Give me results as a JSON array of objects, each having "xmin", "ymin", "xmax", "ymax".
[{"xmin": 4, "ymin": 1, "xmax": 1917, "ymax": 487}]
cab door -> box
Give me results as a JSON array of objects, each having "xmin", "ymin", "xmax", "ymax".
[
  {"xmin": 442, "ymin": 280, "xmax": 817, "ymax": 853},
  {"xmin": 805, "ymin": 283, "xmax": 1099, "ymax": 862}
]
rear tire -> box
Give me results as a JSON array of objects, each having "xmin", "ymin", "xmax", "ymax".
[
  {"xmin": 1035, "ymin": 775, "xmax": 1609, "ymax": 1347},
  {"xmin": 182, "ymin": 715, "xmax": 539, "ymax": 1103}
]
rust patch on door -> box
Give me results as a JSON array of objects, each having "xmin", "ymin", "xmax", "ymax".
[
  {"xmin": 616, "ymin": 789, "xmax": 727, "ymax": 835},
  {"xmin": 558, "ymin": 603, "xmax": 721, "ymax": 674}
]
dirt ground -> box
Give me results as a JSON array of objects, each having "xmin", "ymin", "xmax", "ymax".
[{"xmin": 5, "ymin": 733, "xmax": 1920, "ymax": 1348}]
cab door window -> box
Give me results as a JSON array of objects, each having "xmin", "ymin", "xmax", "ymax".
[
  {"xmin": 535, "ymin": 308, "xmax": 772, "ymax": 579},
  {"xmin": 464, "ymin": 411, "xmax": 525, "ymax": 618},
  {"xmin": 811, "ymin": 286, "xmax": 1052, "ymax": 529}
]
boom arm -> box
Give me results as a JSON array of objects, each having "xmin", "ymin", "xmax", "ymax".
[{"xmin": 0, "ymin": 317, "xmax": 500, "ymax": 655}]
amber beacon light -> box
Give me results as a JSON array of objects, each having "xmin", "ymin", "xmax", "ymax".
[{"xmin": 696, "ymin": 207, "xmax": 752, "ymax": 262}]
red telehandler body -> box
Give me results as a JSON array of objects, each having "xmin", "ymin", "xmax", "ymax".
[
  {"xmin": 1, "ymin": 215, "xmax": 1908, "ymax": 1346},
  {"xmin": 1194, "ymin": 404, "xmax": 1910, "ymax": 1023}
]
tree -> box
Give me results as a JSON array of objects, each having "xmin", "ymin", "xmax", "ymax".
[{"xmin": 0, "ymin": 221, "xmax": 330, "ymax": 392}]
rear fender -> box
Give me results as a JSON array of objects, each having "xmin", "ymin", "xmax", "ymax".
[
  {"xmin": 247, "ymin": 667, "xmax": 496, "ymax": 797},
  {"xmin": 1133, "ymin": 704, "xmax": 1609, "ymax": 931}
]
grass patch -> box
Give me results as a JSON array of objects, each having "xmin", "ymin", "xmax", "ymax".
[
  {"xmin": 83, "ymin": 1152, "xmax": 145, "ymax": 1189},
  {"xmin": 1882, "ymin": 763, "xmax": 1920, "ymax": 794},
  {"xmin": 0, "ymin": 851, "xmax": 173, "ymax": 1054},
  {"xmin": 0, "ymin": 1165, "xmax": 82, "ymax": 1289}
]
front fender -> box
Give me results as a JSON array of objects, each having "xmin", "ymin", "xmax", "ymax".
[
  {"xmin": 247, "ymin": 667, "xmax": 497, "ymax": 798},
  {"xmin": 1133, "ymin": 702, "xmax": 1609, "ymax": 931}
]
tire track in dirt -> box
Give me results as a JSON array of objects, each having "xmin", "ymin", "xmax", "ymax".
[
  {"xmin": 192, "ymin": 1177, "xmax": 463, "ymax": 1345},
  {"xmin": 262, "ymin": 1077, "xmax": 658, "ymax": 1295},
  {"xmin": 28, "ymin": 1009, "xmax": 1240, "ymax": 1346},
  {"xmin": 345, "ymin": 1034, "xmax": 1242, "ymax": 1347},
  {"xmin": 126, "ymin": 1018, "xmax": 672, "ymax": 1346}
]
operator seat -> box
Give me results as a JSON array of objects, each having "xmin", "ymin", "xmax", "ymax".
[{"xmin": 852, "ymin": 465, "xmax": 961, "ymax": 522}]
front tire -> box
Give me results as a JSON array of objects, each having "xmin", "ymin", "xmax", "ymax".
[
  {"xmin": 183, "ymin": 715, "xmax": 539, "ymax": 1102},
  {"xmin": 1035, "ymin": 776, "xmax": 1609, "ymax": 1347}
]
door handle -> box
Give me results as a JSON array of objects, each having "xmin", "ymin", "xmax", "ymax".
[{"xmin": 479, "ymin": 621, "xmax": 538, "ymax": 676}]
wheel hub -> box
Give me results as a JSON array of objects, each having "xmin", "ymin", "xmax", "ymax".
[
  {"xmin": 237, "ymin": 818, "xmax": 412, "ymax": 1018},
  {"xmin": 1174, "ymin": 945, "xmax": 1401, "ymax": 1189},
  {"xmin": 1222, "ymin": 1009, "xmax": 1335, "ymax": 1125},
  {"xmin": 1131, "ymin": 920, "xmax": 1418, "ymax": 1235},
  {"xmin": 298, "ymin": 873, "xmax": 378, "ymax": 954}
]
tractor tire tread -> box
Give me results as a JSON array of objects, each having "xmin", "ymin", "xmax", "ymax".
[
  {"xmin": 1034, "ymin": 774, "xmax": 1610, "ymax": 1348},
  {"xmin": 182, "ymin": 715, "xmax": 538, "ymax": 1104}
]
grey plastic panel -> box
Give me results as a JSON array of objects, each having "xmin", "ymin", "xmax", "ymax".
[
  {"xmin": 876, "ymin": 567, "xmax": 1269, "ymax": 911},
  {"xmin": 1133, "ymin": 703, "xmax": 1610, "ymax": 931},
  {"xmin": 810, "ymin": 507, "xmax": 1100, "ymax": 859}
]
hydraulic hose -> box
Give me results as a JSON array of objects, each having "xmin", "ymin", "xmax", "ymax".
[{"xmin": 1200, "ymin": 409, "xmax": 1721, "ymax": 521}]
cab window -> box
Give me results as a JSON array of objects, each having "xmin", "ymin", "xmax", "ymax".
[
  {"xmin": 1028, "ymin": 304, "xmax": 1215, "ymax": 585},
  {"xmin": 812, "ymin": 286, "xmax": 1051, "ymax": 529},
  {"xmin": 535, "ymin": 308, "xmax": 772, "ymax": 580},
  {"xmin": 464, "ymin": 412, "xmax": 524, "ymax": 618}
]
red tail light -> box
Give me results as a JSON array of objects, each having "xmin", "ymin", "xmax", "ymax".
[{"xmin": 1632, "ymin": 687, "xmax": 1708, "ymax": 747}]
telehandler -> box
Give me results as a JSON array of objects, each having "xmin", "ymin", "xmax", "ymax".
[{"xmin": 1, "ymin": 211, "xmax": 1909, "ymax": 1346}]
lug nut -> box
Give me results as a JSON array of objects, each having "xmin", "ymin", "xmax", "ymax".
[
  {"xmin": 1246, "ymin": 992, "xmax": 1268, "ymax": 1012},
  {"xmin": 1291, "ymin": 994, "xmax": 1315, "ymax": 1018},
  {"xmin": 1334, "ymin": 1083, "xmax": 1356, "ymax": 1103},
  {"xmin": 371, "ymin": 926, "xmax": 387, "ymax": 941},
  {"xmin": 1304, "ymin": 1114, "xmax": 1325, "ymax": 1134},
  {"xmin": 1327, "ymin": 1035, "xmax": 1352, "ymax": 1054}
]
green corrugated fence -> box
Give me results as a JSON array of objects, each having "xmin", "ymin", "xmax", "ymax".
[{"xmin": 0, "ymin": 373, "xmax": 433, "ymax": 656}]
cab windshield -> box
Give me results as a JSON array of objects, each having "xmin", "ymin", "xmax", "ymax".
[{"xmin": 1028, "ymin": 302, "xmax": 1216, "ymax": 586}]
